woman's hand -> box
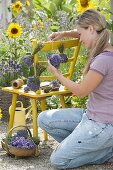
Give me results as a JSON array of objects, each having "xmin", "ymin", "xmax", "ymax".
[
  {"xmin": 48, "ymin": 61, "xmax": 60, "ymax": 76},
  {"xmin": 48, "ymin": 32, "xmax": 65, "ymax": 41},
  {"xmin": 48, "ymin": 30, "xmax": 80, "ymax": 41}
]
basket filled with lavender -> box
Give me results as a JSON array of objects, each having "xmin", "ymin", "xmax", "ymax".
[{"xmin": 1, "ymin": 126, "xmax": 40, "ymax": 157}]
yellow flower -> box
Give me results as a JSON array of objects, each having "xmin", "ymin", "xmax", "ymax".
[
  {"xmin": 26, "ymin": 0, "xmax": 30, "ymax": 6},
  {"xmin": 77, "ymin": 0, "xmax": 96, "ymax": 13},
  {"xmin": 12, "ymin": 1, "xmax": 23, "ymax": 13},
  {"xmin": 0, "ymin": 108, "xmax": 3, "ymax": 119},
  {"xmin": 7, "ymin": 23, "xmax": 22, "ymax": 38}
]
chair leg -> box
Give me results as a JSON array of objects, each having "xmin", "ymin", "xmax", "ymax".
[
  {"xmin": 40, "ymin": 99, "xmax": 48, "ymax": 141},
  {"xmin": 59, "ymin": 95, "xmax": 67, "ymax": 108},
  {"xmin": 8, "ymin": 93, "xmax": 17, "ymax": 134},
  {"xmin": 31, "ymin": 99, "xmax": 38, "ymax": 137}
]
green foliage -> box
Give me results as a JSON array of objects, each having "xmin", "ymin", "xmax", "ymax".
[{"xmin": 33, "ymin": 0, "xmax": 77, "ymax": 32}]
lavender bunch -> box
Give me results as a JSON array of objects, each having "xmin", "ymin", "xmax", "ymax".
[
  {"xmin": 27, "ymin": 76, "xmax": 40, "ymax": 92},
  {"xmin": 22, "ymin": 53, "xmax": 33, "ymax": 66},
  {"xmin": 35, "ymin": 63, "xmax": 46, "ymax": 78},
  {"xmin": 23, "ymin": 42, "xmax": 44, "ymax": 67},
  {"xmin": 58, "ymin": 44, "xmax": 68, "ymax": 63},
  {"xmin": 59, "ymin": 53, "xmax": 68, "ymax": 63},
  {"xmin": 24, "ymin": 86, "xmax": 30, "ymax": 92},
  {"xmin": 9, "ymin": 136, "xmax": 36, "ymax": 149},
  {"xmin": 48, "ymin": 54, "xmax": 61, "ymax": 68},
  {"xmin": 17, "ymin": 130, "xmax": 29, "ymax": 138},
  {"xmin": 49, "ymin": 80, "xmax": 60, "ymax": 88}
]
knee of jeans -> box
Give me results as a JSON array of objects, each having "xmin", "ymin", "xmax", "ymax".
[
  {"xmin": 38, "ymin": 111, "xmax": 48, "ymax": 129},
  {"xmin": 50, "ymin": 151, "xmax": 70, "ymax": 169}
]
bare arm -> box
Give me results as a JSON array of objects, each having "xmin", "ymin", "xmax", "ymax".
[
  {"xmin": 48, "ymin": 62, "xmax": 104, "ymax": 98},
  {"xmin": 48, "ymin": 30, "xmax": 80, "ymax": 41}
]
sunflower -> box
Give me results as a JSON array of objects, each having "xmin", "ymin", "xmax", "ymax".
[
  {"xmin": 12, "ymin": 1, "xmax": 23, "ymax": 13},
  {"xmin": 26, "ymin": 0, "xmax": 30, "ymax": 6},
  {"xmin": 7, "ymin": 23, "xmax": 22, "ymax": 38},
  {"xmin": 0, "ymin": 108, "xmax": 3, "ymax": 119},
  {"xmin": 77, "ymin": 0, "xmax": 96, "ymax": 13}
]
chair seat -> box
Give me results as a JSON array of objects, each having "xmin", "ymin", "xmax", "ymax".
[{"xmin": 2, "ymin": 85, "xmax": 72, "ymax": 99}]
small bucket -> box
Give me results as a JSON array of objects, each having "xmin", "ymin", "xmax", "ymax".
[{"xmin": 9, "ymin": 101, "xmax": 26, "ymax": 129}]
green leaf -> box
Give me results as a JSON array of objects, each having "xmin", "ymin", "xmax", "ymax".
[
  {"xmin": 49, "ymin": 2, "xmax": 57, "ymax": 15},
  {"xmin": 50, "ymin": 25, "xmax": 59, "ymax": 32},
  {"xmin": 62, "ymin": 5, "xmax": 72, "ymax": 13}
]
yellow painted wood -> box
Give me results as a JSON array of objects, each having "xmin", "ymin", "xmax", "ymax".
[
  {"xmin": 40, "ymin": 99, "xmax": 48, "ymax": 140},
  {"xmin": 68, "ymin": 42, "xmax": 81, "ymax": 79},
  {"xmin": 31, "ymin": 99, "xmax": 38, "ymax": 137},
  {"xmin": 8, "ymin": 93, "xmax": 17, "ymax": 134},
  {"xmin": 31, "ymin": 40, "xmax": 39, "ymax": 64},
  {"xmin": 31, "ymin": 39, "xmax": 79, "ymax": 51},
  {"xmin": 2, "ymin": 86, "xmax": 71, "ymax": 99},
  {"xmin": 59, "ymin": 95, "xmax": 67, "ymax": 108}
]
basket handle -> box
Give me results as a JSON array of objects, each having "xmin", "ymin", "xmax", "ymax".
[{"xmin": 7, "ymin": 125, "xmax": 32, "ymax": 138}]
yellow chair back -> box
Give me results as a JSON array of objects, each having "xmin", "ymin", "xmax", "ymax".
[{"xmin": 31, "ymin": 39, "xmax": 81, "ymax": 82}]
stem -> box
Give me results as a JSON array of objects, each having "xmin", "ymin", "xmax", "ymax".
[
  {"xmin": 14, "ymin": 39, "xmax": 17, "ymax": 60},
  {"xmin": 34, "ymin": 64, "xmax": 37, "ymax": 78}
]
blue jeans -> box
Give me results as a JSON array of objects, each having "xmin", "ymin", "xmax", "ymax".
[{"xmin": 38, "ymin": 108, "xmax": 113, "ymax": 169}]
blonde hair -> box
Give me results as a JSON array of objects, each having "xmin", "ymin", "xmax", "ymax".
[{"xmin": 77, "ymin": 9, "xmax": 110, "ymax": 74}]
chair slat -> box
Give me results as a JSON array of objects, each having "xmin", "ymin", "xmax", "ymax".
[{"xmin": 31, "ymin": 39, "xmax": 80, "ymax": 51}]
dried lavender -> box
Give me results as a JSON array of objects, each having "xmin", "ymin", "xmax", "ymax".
[
  {"xmin": 49, "ymin": 80, "xmax": 60, "ymax": 88},
  {"xmin": 35, "ymin": 63, "xmax": 46, "ymax": 78},
  {"xmin": 17, "ymin": 130, "xmax": 29, "ymax": 138},
  {"xmin": 22, "ymin": 42, "xmax": 44, "ymax": 67},
  {"xmin": 24, "ymin": 86, "xmax": 30, "ymax": 92},
  {"xmin": 27, "ymin": 76, "xmax": 40, "ymax": 92},
  {"xmin": 32, "ymin": 42, "xmax": 44, "ymax": 56},
  {"xmin": 48, "ymin": 54, "xmax": 61, "ymax": 68},
  {"xmin": 59, "ymin": 53, "xmax": 68, "ymax": 63},
  {"xmin": 9, "ymin": 136, "xmax": 36, "ymax": 149},
  {"xmin": 22, "ymin": 53, "xmax": 33, "ymax": 66},
  {"xmin": 58, "ymin": 44, "xmax": 68, "ymax": 63}
]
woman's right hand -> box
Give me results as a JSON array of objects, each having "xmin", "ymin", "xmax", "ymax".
[{"xmin": 48, "ymin": 32, "xmax": 64, "ymax": 41}]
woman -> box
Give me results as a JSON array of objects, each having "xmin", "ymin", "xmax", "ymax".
[{"xmin": 38, "ymin": 9, "xmax": 113, "ymax": 169}]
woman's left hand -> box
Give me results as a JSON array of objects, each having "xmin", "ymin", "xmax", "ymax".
[{"xmin": 48, "ymin": 61, "xmax": 60, "ymax": 76}]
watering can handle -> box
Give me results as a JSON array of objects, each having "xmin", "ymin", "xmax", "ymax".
[
  {"xmin": 9, "ymin": 101, "xmax": 24, "ymax": 113},
  {"xmin": 16, "ymin": 101, "xmax": 24, "ymax": 108}
]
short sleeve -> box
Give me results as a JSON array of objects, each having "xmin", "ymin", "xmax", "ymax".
[{"xmin": 90, "ymin": 55, "xmax": 109, "ymax": 76}]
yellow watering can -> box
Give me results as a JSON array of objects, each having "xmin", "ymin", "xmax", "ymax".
[{"xmin": 9, "ymin": 101, "xmax": 31, "ymax": 129}]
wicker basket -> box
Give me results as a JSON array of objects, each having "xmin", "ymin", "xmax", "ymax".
[
  {"xmin": 7, "ymin": 145, "xmax": 36, "ymax": 157},
  {"xmin": 1, "ymin": 125, "xmax": 40, "ymax": 157}
]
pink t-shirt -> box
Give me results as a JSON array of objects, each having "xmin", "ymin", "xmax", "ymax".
[{"xmin": 87, "ymin": 51, "xmax": 113, "ymax": 123}]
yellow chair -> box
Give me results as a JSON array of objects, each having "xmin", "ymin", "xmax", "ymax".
[{"xmin": 2, "ymin": 39, "xmax": 81, "ymax": 140}]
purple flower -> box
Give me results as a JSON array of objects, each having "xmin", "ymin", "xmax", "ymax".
[
  {"xmin": 27, "ymin": 76, "xmax": 40, "ymax": 92},
  {"xmin": 23, "ymin": 54, "xmax": 33, "ymax": 66},
  {"xmin": 48, "ymin": 54, "xmax": 61, "ymax": 68},
  {"xmin": 59, "ymin": 53, "xmax": 68, "ymax": 63}
]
